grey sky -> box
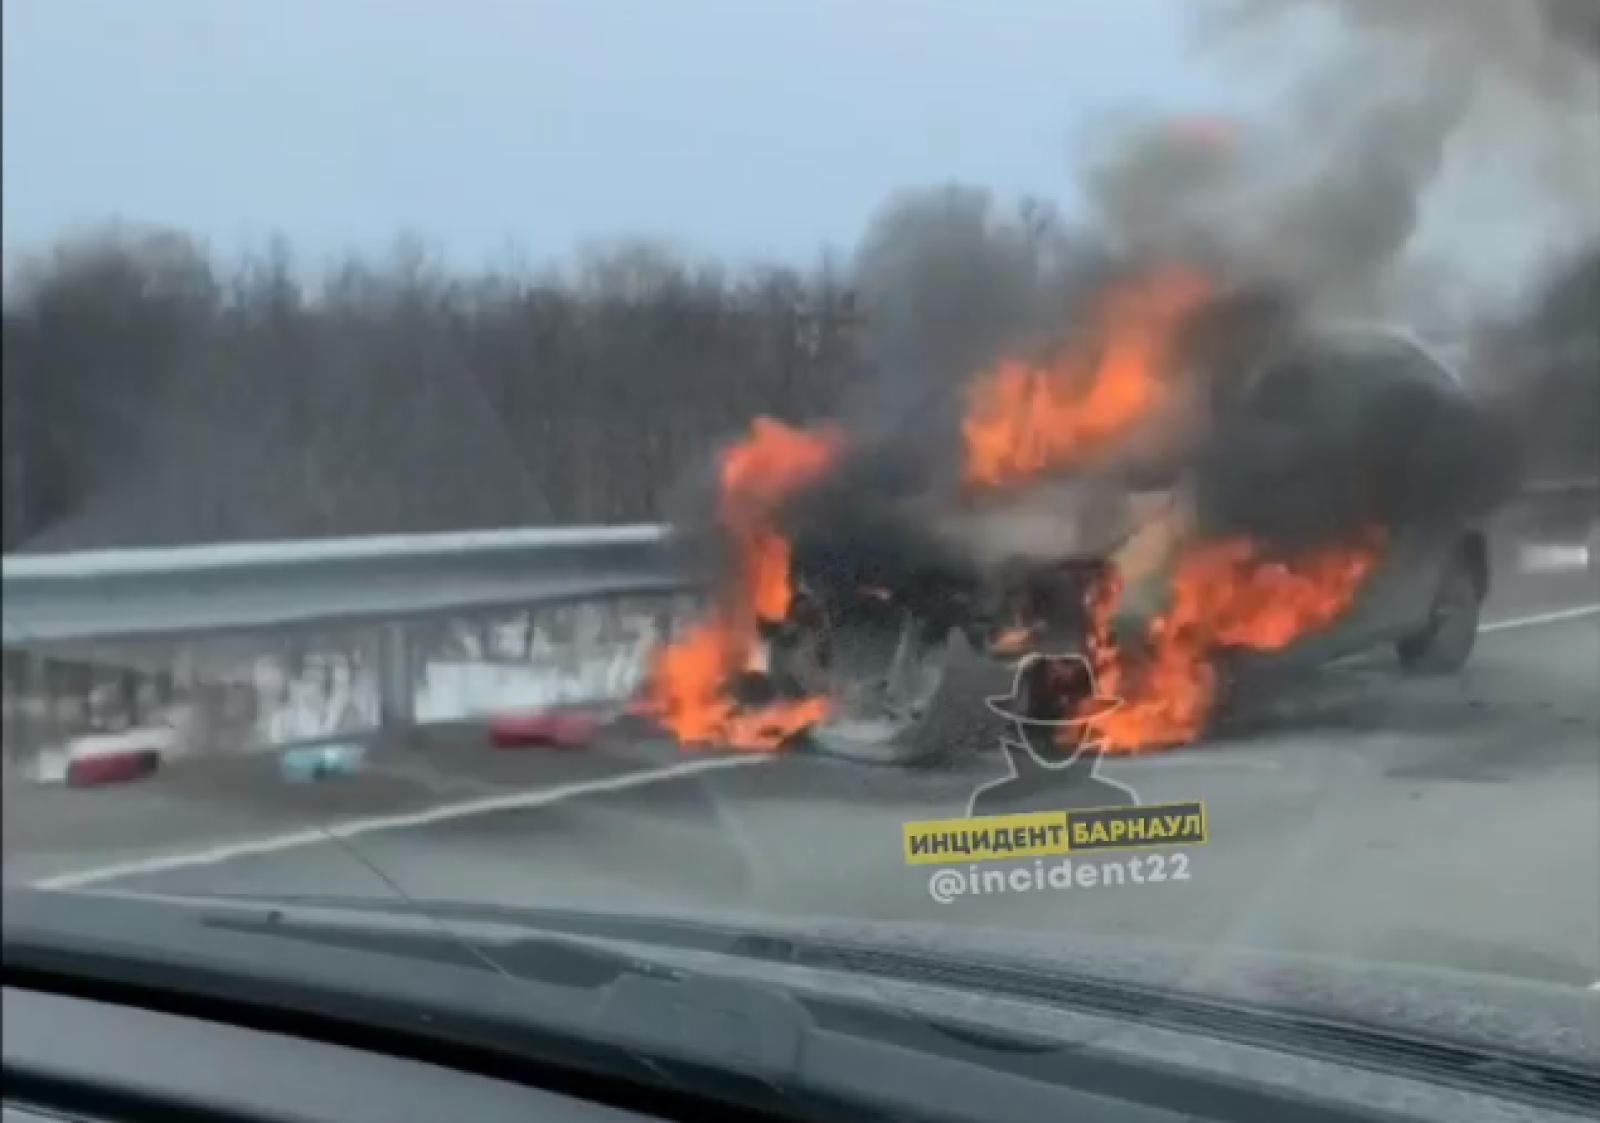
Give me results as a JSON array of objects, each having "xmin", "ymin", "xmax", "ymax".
[{"xmin": 2, "ymin": 0, "xmax": 1236, "ymax": 265}]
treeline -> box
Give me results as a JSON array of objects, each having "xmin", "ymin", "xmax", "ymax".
[
  {"xmin": 0, "ymin": 234, "xmax": 873, "ymax": 552},
  {"xmin": 0, "ymin": 186, "xmax": 1093, "ymax": 553}
]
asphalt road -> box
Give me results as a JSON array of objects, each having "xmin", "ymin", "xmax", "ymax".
[{"xmin": 6, "ymin": 579, "xmax": 1598, "ymax": 993}]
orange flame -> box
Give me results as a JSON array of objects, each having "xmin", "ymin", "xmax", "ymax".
[
  {"xmin": 640, "ymin": 418, "xmax": 840, "ymax": 749},
  {"xmin": 991, "ymin": 625, "xmax": 1034, "ymax": 654},
  {"xmin": 1082, "ymin": 532, "xmax": 1385, "ymax": 752},
  {"xmin": 962, "ymin": 268, "xmax": 1209, "ymax": 488},
  {"xmin": 644, "ymin": 258, "xmax": 1383, "ymax": 761}
]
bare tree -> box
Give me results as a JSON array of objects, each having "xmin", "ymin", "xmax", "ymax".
[{"xmin": 3, "ymin": 233, "xmax": 859, "ymax": 550}]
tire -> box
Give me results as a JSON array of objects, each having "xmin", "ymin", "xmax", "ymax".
[
  {"xmin": 1397, "ymin": 552, "xmax": 1482, "ymax": 675},
  {"xmin": 771, "ymin": 614, "xmax": 1010, "ymax": 768}
]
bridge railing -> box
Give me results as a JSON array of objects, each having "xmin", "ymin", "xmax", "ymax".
[
  {"xmin": 1, "ymin": 525, "xmax": 702, "ymax": 785},
  {"xmin": 3, "ymin": 476, "xmax": 1595, "ymax": 785}
]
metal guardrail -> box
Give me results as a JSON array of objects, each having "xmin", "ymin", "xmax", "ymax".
[
  {"xmin": 4, "ymin": 476, "xmax": 1595, "ymax": 646},
  {"xmin": 1521, "ymin": 477, "xmax": 1600, "ymax": 496},
  {"xmin": 1, "ymin": 525, "xmax": 702, "ymax": 769},
  {"xmin": 2, "ymin": 525, "xmax": 693, "ymax": 646},
  {"xmin": 1, "ymin": 600, "xmax": 677, "ymax": 785}
]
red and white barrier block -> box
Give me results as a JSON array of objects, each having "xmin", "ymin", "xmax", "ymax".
[
  {"xmin": 60, "ymin": 727, "xmax": 180, "ymax": 788},
  {"xmin": 486, "ymin": 706, "xmax": 602, "ymax": 749}
]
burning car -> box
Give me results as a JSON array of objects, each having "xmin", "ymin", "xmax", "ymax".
[{"xmin": 640, "ymin": 271, "xmax": 1519, "ymax": 763}]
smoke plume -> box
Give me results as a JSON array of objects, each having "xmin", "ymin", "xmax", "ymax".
[
  {"xmin": 683, "ymin": 0, "xmax": 1595, "ymax": 608},
  {"xmin": 1086, "ymin": 0, "xmax": 1600, "ymax": 324},
  {"xmin": 1476, "ymin": 242, "xmax": 1600, "ymax": 479}
]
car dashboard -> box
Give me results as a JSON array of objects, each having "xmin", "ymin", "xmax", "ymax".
[{"xmin": 4, "ymin": 987, "xmax": 651, "ymax": 1123}]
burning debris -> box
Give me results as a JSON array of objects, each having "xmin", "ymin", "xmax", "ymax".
[{"xmin": 638, "ymin": 419, "xmax": 841, "ymax": 748}]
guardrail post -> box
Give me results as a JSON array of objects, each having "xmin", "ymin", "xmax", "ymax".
[
  {"xmin": 376, "ymin": 623, "xmax": 415, "ymax": 745},
  {"xmin": 2, "ymin": 650, "xmax": 28, "ymax": 774}
]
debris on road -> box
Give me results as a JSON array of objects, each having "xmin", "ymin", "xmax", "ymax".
[
  {"xmin": 66, "ymin": 750, "xmax": 161, "ymax": 789},
  {"xmin": 487, "ymin": 706, "xmax": 602, "ymax": 749},
  {"xmin": 61, "ymin": 728, "xmax": 175, "ymax": 788},
  {"xmin": 280, "ymin": 743, "xmax": 368, "ymax": 782}
]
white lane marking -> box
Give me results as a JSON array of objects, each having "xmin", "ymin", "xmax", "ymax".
[
  {"xmin": 1589, "ymin": 980, "xmax": 1600, "ymax": 992},
  {"xmin": 1104, "ymin": 753, "xmax": 1282, "ymax": 771},
  {"xmin": 30, "ymin": 754, "xmax": 773, "ymax": 891},
  {"xmin": 1517, "ymin": 544, "xmax": 1590, "ymax": 574},
  {"xmin": 1479, "ymin": 604, "xmax": 1600, "ymax": 633},
  {"xmin": 27, "ymin": 601, "xmax": 1598, "ymax": 891}
]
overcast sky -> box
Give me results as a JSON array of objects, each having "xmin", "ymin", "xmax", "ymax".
[{"xmin": 2, "ymin": 0, "xmax": 1244, "ymax": 265}]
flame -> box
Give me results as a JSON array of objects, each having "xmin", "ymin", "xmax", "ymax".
[
  {"xmin": 991, "ymin": 625, "xmax": 1034, "ymax": 654},
  {"xmin": 957, "ymin": 261, "xmax": 1382, "ymax": 754},
  {"xmin": 643, "ymin": 258, "xmax": 1385, "ymax": 761},
  {"xmin": 1081, "ymin": 532, "xmax": 1384, "ymax": 752},
  {"xmin": 640, "ymin": 418, "xmax": 840, "ymax": 749},
  {"xmin": 962, "ymin": 268, "xmax": 1209, "ymax": 488}
]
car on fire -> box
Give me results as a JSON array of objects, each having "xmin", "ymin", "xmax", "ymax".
[{"xmin": 743, "ymin": 323, "xmax": 1508, "ymax": 764}]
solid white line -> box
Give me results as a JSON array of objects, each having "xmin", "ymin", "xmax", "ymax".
[
  {"xmin": 1103, "ymin": 754, "xmax": 1282, "ymax": 771},
  {"xmin": 30, "ymin": 753, "xmax": 773, "ymax": 891},
  {"xmin": 1479, "ymin": 604, "xmax": 1600, "ymax": 634}
]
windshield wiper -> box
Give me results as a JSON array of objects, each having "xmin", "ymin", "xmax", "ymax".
[
  {"xmin": 4, "ymin": 889, "xmax": 902, "ymax": 1122},
  {"xmin": 203, "ymin": 905, "xmax": 693, "ymax": 991}
]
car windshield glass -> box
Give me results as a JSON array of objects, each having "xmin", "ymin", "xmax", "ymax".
[{"xmin": 3, "ymin": 0, "xmax": 1598, "ymax": 1114}]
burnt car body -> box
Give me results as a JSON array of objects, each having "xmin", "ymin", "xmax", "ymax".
[{"xmin": 753, "ymin": 324, "xmax": 1507, "ymax": 763}]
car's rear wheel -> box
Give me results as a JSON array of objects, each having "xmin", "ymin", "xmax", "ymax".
[{"xmin": 1397, "ymin": 553, "xmax": 1482, "ymax": 675}]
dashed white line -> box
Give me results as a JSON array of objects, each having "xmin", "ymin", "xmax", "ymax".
[
  {"xmin": 30, "ymin": 753, "xmax": 773, "ymax": 891},
  {"xmin": 1479, "ymin": 603, "xmax": 1600, "ymax": 633}
]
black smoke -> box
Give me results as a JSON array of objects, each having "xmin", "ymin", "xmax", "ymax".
[
  {"xmin": 805, "ymin": 249, "xmax": 1527, "ymax": 566},
  {"xmin": 1476, "ymin": 243, "xmax": 1600, "ymax": 481},
  {"xmin": 718, "ymin": 260, "xmax": 1532, "ymax": 606},
  {"xmin": 676, "ymin": 0, "xmax": 1595, "ymax": 606},
  {"xmin": 1187, "ymin": 303, "xmax": 1525, "ymax": 552}
]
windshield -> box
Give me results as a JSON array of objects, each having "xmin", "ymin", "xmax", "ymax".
[{"xmin": 3, "ymin": 0, "xmax": 1598, "ymax": 1108}]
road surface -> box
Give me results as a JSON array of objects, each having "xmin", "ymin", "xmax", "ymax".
[{"xmin": 6, "ymin": 582, "xmax": 1598, "ymax": 993}]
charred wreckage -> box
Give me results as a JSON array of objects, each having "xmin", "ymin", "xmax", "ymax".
[{"xmin": 638, "ymin": 269, "xmax": 1527, "ymax": 763}]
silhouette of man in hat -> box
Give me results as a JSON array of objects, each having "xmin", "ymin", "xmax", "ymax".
[{"xmin": 965, "ymin": 651, "xmax": 1139, "ymax": 819}]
